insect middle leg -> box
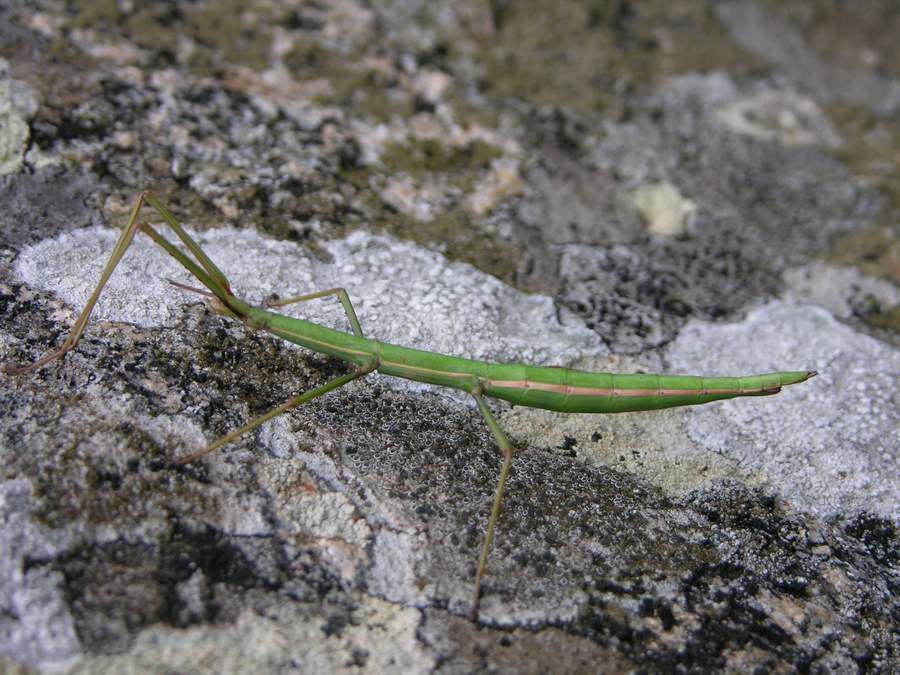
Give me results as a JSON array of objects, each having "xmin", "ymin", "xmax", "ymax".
[
  {"xmin": 265, "ymin": 287, "xmax": 364, "ymax": 337},
  {"xmin": 173, "ymin": 359, "xmax": 377, "ymax": 465}
]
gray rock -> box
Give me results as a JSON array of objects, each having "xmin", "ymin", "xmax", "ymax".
[
  {"xmin": 716, "ymin": 0, "xmax": 900, "ymax": 116},
  {"xmin": 1, "ymin": 1, "xmax": 897, "ymax": 672},
  {"xmin": 0, "ymin": 480, "xmax": 80, "ymax": 672}
]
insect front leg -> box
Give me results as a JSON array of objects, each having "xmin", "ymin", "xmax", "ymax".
[
  {"xmin": 5, "ymin": 191, "xmax": 238, "ymax": 375},
  {"xmin": 5, "ymin": 193, "xmax": 149, "ymax": 374}
]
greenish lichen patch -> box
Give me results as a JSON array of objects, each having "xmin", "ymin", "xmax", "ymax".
[
  {"xmin": 104, "ymin": 184, "xmax": 230, "ymax": 235},
  {"xmin": 384, "ymin": 207, "xmax": 519, "ymax": 286},
  {"xmin": 818, "ymin": 98, "xmax": 900, "ymax": 336},
  {"xmin": 828, "ymin": 103, "xmax": 900, "ymax": 225},
  {"xmin": 286, "ymin": 45, "xmax": 413, "ymax": 123},
  {"xmin": 827, "ymin": 226, "xmax": 900, "ymax": 285},
  {"xmin": 70, "ymin": 0, "xmax": 278, "ymax": 74},
  {"xmin": 860, "ymin": 303, "xmax": 900, "ymax": 333},
  {"xmin": 19, "ymin": 2, "xmax": 530, "ymax": 285},
  {"xmin": 381, "ymin": 138, "xmax": 502, "ymax": 178},
  {"xmin": 761, "ymin": 0, "xmax": 900, "ymax": 81},
  {"xmin": 822, "ymin": 225, "xmax": 900, "ymax": 335},
  {"xmin": 332, "ymin": 132, "xmax": 518, "ymax": 282},
  {"xmin": 472, "ymin": 0, "xmax": 766, "ymax": 113},
  {"xmin": 184, "ymin": 1, "xmax": 274, "ymax": 73}
]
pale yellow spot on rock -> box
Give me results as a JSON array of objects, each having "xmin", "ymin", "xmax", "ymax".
[
  {"xmin": 631, "ymin": 182, "xmax": 696, "ymax": 237},
  {"xmin": 467, "ymin": 158, "xmax": 523, "ymax": 216}
]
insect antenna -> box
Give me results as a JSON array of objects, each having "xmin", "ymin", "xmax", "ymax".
[{"xmin": 166, "ymin": 277, "xmax": 216, "ymax": 298}]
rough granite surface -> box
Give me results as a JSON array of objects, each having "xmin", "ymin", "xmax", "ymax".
[{"xmin": 0, "ymin": 1, "xmax": 898, "ymax": 673}]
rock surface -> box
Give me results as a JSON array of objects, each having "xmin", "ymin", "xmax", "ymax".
[{"xmin": 1, "ymin": 1, "xmax": 897, "ymax": 672}]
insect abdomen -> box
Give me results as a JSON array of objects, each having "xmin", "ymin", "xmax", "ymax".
[{"xmin": 483, "ymin": 368, "xmax": 814, "ymax": 413}]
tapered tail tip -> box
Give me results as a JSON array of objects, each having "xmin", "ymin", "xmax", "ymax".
[{"xmin": 779, "ymin": 370, "xmax": 817, "ymax": 387}]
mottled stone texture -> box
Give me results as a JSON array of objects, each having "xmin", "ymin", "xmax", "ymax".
[{"xmin": 0, "ymin": 1, "xmax": 897, "ymax": 672}]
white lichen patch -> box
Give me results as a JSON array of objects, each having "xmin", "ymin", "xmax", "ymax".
[
  {"xmin": 715, "ymin": 89, "xmax": 842, "ymax": 148},
  {"xmin": 0, "ymin": 480, "xmax": 81, "ymax": 673},
  {"xmin": 411, "ymin": 69, "xmax": 451, "ymax": 103},
  {"xmin": 504, "ymin": 402, "xmax": 757, "ymax": 499},
  {"xmin": 290, "ymin": 491, "xmax": 369, "ymax": 545},
  {"xmin": 783, "ymin": 260, "xmax": 900, "ymax": 320},
  {"xmin": 368, "ymin": 530, "xmax": 429, "ymax": 607},
  {"xmin": 255, "ymin": 455, "xmax": 372, "ymax": 582},
  {"xmin": 66, "ymin": 596, "xmax": 433, "ymax": 675},
  {"xmin": 668, "ymin": 301, "xmax": 899, "ymax": 520},
  {"xmin": 254, "ymin": 416, "xmax": 433, "ymax": 603}
]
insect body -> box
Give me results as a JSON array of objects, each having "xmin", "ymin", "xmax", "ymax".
[
  {"xmin": 7, "ymin": 192, "xmax": 816, "ymax": 620},
  {"xmin": 264, "ymin": 310, "xmax": 809, "ymax": 412}
]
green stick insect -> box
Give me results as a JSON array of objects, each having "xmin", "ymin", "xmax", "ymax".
[{"xmin": 7, "ymin": 192, "xmax": 816, "ymax": 620}]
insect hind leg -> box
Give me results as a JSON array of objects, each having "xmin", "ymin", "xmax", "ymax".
[{"xmin": 468, "ymin": 389, "xmax": 515, "ymax": 622}]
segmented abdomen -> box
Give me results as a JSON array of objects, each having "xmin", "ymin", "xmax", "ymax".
[{"xmin": 482, "ymin": 366, "xmax": 811, "ymax": 413}]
